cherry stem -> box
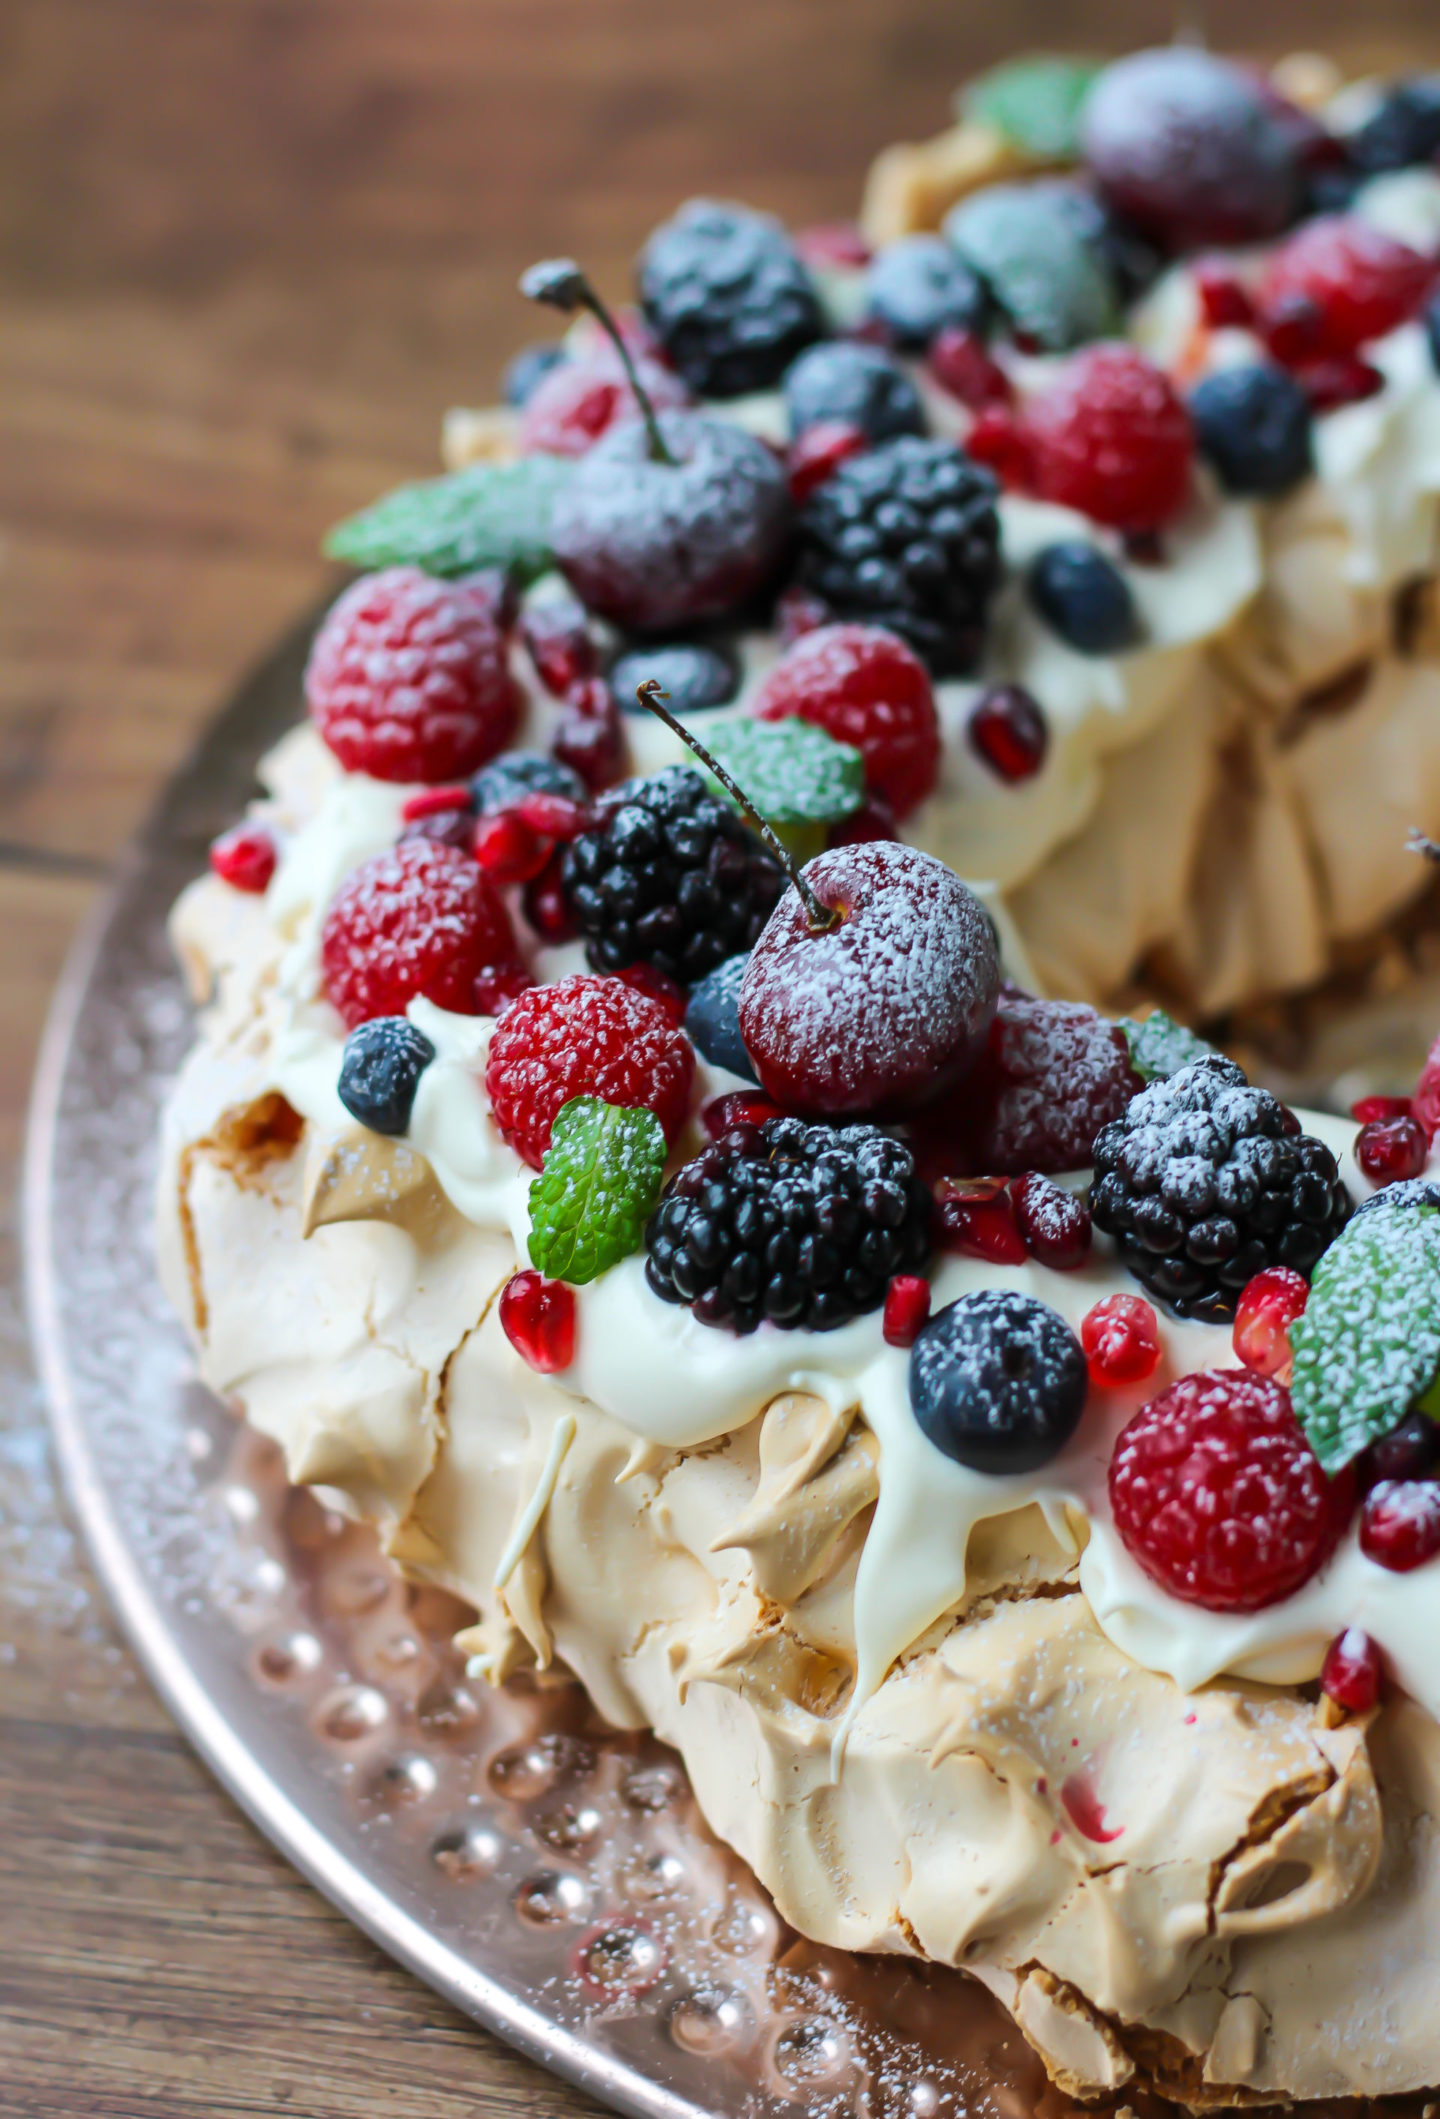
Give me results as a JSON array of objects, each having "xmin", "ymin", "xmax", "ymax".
[
  {"xmin": 631, "ymin": 680, "xmax": 840, "ymax": 934},
  {"xmin": 519, "ymin": 257, "xmax": 676, "ymax": 467}
]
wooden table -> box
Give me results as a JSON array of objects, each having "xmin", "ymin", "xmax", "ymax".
[{"xmin": 2, "ymin": 5, "xmax": 1435, "ymax": 2111}]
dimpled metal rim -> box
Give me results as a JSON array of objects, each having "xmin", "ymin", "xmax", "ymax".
[{"xmin": 22, "ymin": 611, "xmax": 1433, "ymax": 2119}]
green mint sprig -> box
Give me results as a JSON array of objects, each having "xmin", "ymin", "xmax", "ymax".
[
  {"xmin": 961, "ymin": 56, "xmax": 1100, "ymax": 160},
  {"xmin": 527, "ymin": 1097, "xmax": 667, "ymax": 1287},
  {"xmin": 1119, "ymin": 1009, "xmax": 1217, "ymax": 1085},
  {"xmin": 700, "ymin": 718, "xmax": 865, "ymax": 828},
  {"xmin": 323, "ymin": 455, "xmax": 574, "ymax": 582}
]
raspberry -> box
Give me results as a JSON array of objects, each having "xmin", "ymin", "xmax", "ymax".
[
  {"xmin": 883, "ymin": 1274, "xmax": 932, "ymax": 1348},
  {"xmin": 1232, "ymin": 1265, "xmax": 1309, "ymax": 1377},
  {"xmin": 500, "ymin": 1270, "xmax": 576, "ymax": 1373},
  {"xmin": 209, "ymin": 821, "xmax": 277, "ymax": 894},
  {"xmin": 321, "ymin": 838, "xmax": 518, "ymax": 1030},
  {"xmin": 1355, "ymin": 1113, "xmax": 1428, "ymax": 1187},
  {"xmin": 967, "ymin": 684, "xmax": 1048, "ymax": 784},
  {"xmin": 306, "ymin": 568, "xmax": 520, "ymax": 785},
  {"xmin": 1360, "ymin": 1480, "xmax": 1440, "ymax": 1573},
  {"xmin": 1012, "ymin": 1173, "xmax": 1092, "ymax": 1270},
  {"xmin": 484, "ymin": 973, "xmax": 695, "ymax": 1168},
  {"xmin": 1321, "ymin": 1627, "xmax": 1383, "ymax": 1714},
  {"xmin": 1260, "ymin": 217, "xmax": 1433, "ymax": 357},
  {"xmin": 752, "ymin": 624, "xmax": 941, "ymax": 819},
  {"xmin": 518, "ymin": 351, "xmax": 690, "ymax": 458},
  {"xmin": 1081, "ymin": 1293, "xmax": 1161, "ymax": 1386},
  {"xmin": 1023, "ymin": 347, "xmax": 1194, "ymax": 534},
  {"xmin": 613, "ymin": 962, "xmax": 687, "ymax": 1026},
  {"xmin": 1109, "ymin": 1369, "xmax": 1354, "ymax": 1612},
  {"xmin": 475, "ymin": 963, "xmax": 533, "ymax": 1016}
]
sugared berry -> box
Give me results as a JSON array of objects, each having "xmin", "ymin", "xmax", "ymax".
[
  {"xmin": 1356, "ymin": 1113, "xmax": 1429, "ymax": 1187},
  {"xmin": 337, "ymin": 1016, "xmax": 436, "ymax": 1136},
  {"xmin": 210, "ymin": 821, "xmax": 277, "ymax": 894},
  {"xmin": 927, "ymin": 328, "xmax": 1013, "ymax": 411},
  {"xmin": 1364, "ymin": 1409, "xmax": 1440, "ymax": 1487},
  {"xmin": 933, "ymin": 1178, "xmax": 1028, "ymax": 1266},
  {"xmin": 553, "ymin": 676, "xmax": 627, "ymax": 794},
  {"xmin": 484, "ymin": 972, "xmax": 695, "ymax": 1168},
  {"xmin": 512, "ymin": 790, "xmax": 589, "ymax": 841},
  {"xmin": 776, "ymin": 583, "xmax": 834, "ymax": 646},
  {"xmin": 321, "ymin": 838, "xmax": 518, "ymax": 1030},
  {"xmin": 504, "ymin": 341, "xmax": 567, "ymax": 408},
  {"xmin": 683, "ymin": 952, "xmax": 757, "ymax": 1082},
  {"xmin": 523, "ymin": 850, "xmax": 579, "ymax": 944},
  {"xmin": 1189, "ymin": 364, "xmax": 1313, "ymax": 497},
  {"xmin": 611, "ymin": 643, "xmax": 740, "ymax": 718},
  {"xmin": 910, "ymin": 1289, "xmax": 1088, "ymax": 1475},
  {"xmin": 1012, "ymin": 1172, "xmax": 1092, "ymax": 1270},
  {"xmin": 613, "ymin": 961, "xmax": 687, "ymax": 1025},
  {"xmin": 827, "ymin": 792, "xmax": 898, "ymax": 848},
  {"xmin": 864, "ymin": 235, "xmax": 989, "ymax": 351},
  {"xmin": 500, "ymin": 1270, "xmax": 577, "ymax": 1373},
  {"xmin": 701, "ymin": 1089, "xmax": 782, "ymax": 1138},
  {"xmin": 752, "ymin": 623, "xmax": 940, "ymax": 819},
  {"xmin": 473, "ymin": 809, "xmax": 552, "ymax": 886},
  {"xmin": 1028, "ymin": 542, "xmax": 1140, "ymax": 656},
  {"xmin": 473, "ymin": 749, "xmax": 587, "ymax": 815},
  {"xmin": 1081, "ymin": 1293, "xmax": 1161, "ymax": 1386},
  {"xmin": 1320, "ymin": 1627, "xmax": 1384, "ymax": 1714},
  {"xmin": 785, "ymin": 421, "xmax": 870, "ymax": 505},
  {"xmin": 519, "ymin": 350, "xmax": 690, "ymax": 458},
  {"xmin": 967, "ymin": 684, "xmax": 1048, "ymax": 784},
  {"xmin": 1351, "ymin": 1094, "xmax": 1414, "ymax": 1126},
  {"xmin": 1294, "ymin": 355, "xmax": 1385, "ymax": 411},
  {"xmin": 1110, "ymin": 1369, "xmax": 1353, "ymax": 1611},
  {"xmin": 1232, "ymin": 1265, "xmax": 1309, "ymax": 1377},
  {"xmin": 783, "ymin": 340, "xmax": 925, "ymax": 444},
  {"xmin": 474, "ymin": 962, "xmax": 533, "ymax": 1016},
  {"xmin": 306, "ymin": 568, "xmax": 520, "ymax": 784},
  {"xmin": 739, "ymin": 842, "xmax": 999, "ymax": 1117},
  {"xmin": 1346, "ymin": 77, "xmax": 1440, "ymax": 177},
  {"xmin": 639, "ymin": 200, "xmax": 823, "ymax": 398},
  {"xmin": 1023, "ymin": 347, "xmax": 1194, "ymax": 534},
  {"xmin": 521, "ymin": 598, "xmax": 598, "ymax": 697},
  {"xmin": 883, "ymin": 1273, "xmax": 932, "ymax": 1349},
  {"xmin": 1260, "ymin": 216, "xmax": 1433, "ymax": 356},
  {"xmin": 1193, "ymin": 259, "xmax": 1254, "ymax": 329},
  {"xmin": 1360, "ymin": 1479, "xmax": 1440, "ymax": 1572},
  {"xmin": 964, "ymin": 403, "xmax": 1033, "ymax": 487}
]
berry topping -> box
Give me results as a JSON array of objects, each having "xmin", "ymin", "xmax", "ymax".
[
  {"xmin": 553, "ymin": 676, "xmax": 627, "ymax": 795},
  {"xmin": 927, "ymin": 328, "xmax": 1014, "ymax": 411},
  {"xmin": 1364, "ymin": 1409, "xmax": 1440, "ymax": 1487},
  {"xmin": 337, "ymin": 1016, "xmax": 436, "ymax": 1136},
  {"xmin": 474, "ymin": 963, "xmax": 533, "ymax": 1016},
  {"xmin": 321, "ymin": 838, "xmax": 519, "ymax": 1030},
  {"xmin": 209, "ymin": 821, "xmax": 277, "ymax": 894},
  {"xmin": 967, "ymin": 683, "xmax": 1049, "ymax": 784},
  {"xmin": 1345, "ymin": 77, "xmax": 1440, "ymax": 177},
  {"xmin": 863, "ymin": 234, "xmax": 989, "ymax": 350},
  {"xmin": 473, "ymin": 809, "xmax": 554, "ymax": 886},
  {"xmin": 783, "ymin": 340, "xmax": 925, "ymax": 444},
  {"xmin": 1023, "ymin": 347, "xmax": 1194, "ymax": 534},
  {"xmin": 610, "ymin": 643, "xmax": 740, "ymax": 718},
  {"xmin": 613, "ymin": 961, "xmax": 687, "ymax": 1025},
  {"xmin": 785, "ymin": 422, "xmax": 870, "ymax": 505},
  {"xmin": 933, "ymin": 1177, "xmax": 1028, "ymax": 1266},
  {"xmin": 520, "ymin": 598, "xmax": 598, "ymax": 697},
  {"xmin": 796, "ymin": 437, "xmax": 1002, "ymax": 676},
  {"xmin": 883, "ymin": 1273, "xmax": 932, "ymax": 1349},
  {"xmin": 1360, "ymin": 1479, "xmax": 1440, "ymax": 1573},
  {"xmin": 561, "ymin": 764, "xmax": 785, "ymax": 986},
  {"xmin": 1012, "ymin": 1172, "xmax": 1093, "ymax": 1270},
  {"xmin": 1193, "ymin": 259, "xmax": 1254, "ymax": 329},
  {"xmin": 1081, "ymin": 47, "xmax": 1300, "ymax": 250},
  {"xmin": 1296, "ymin": 356, "xmax": 1385, "ymax": 411},
  {"xmin": 551, "ymin": 410, "xmax": 792, "ymax": 634},
  {"xmin": 682, "ymin": 953, "xmax": 757, "ymax": 1083},
  {"xmin": 305, "ymin": 568, "xmax": 520, "ymax": 785},
  {"xmin": 518, "ymin": 349, "xmax": 691, "ymax": 458},
  {"xmin": 794, "ymin": 220, "xmax": 871, "ymax": 271},
  {"xmin": 503, "ymin": 341, "xmax": 567, "ymax": 407},
  {"xmin": 500, "ymin": 1269, "xmax": 577, "ymax": 1373},
  {"xmin": 1091, "ymin": 1056, "xmax": 1352, "ymax": 1321},
  {"xmin": 1350, "ymin": 1093, "xmax": 1413, "ymax": 1128},
  {"xmin": 644, "ymin": 1117, "xmax": 931, "ymax": 1334},
  {"xmin": 739, "ymin": 841, "xmax": 1000, "ymax": 1117},
  {"xmin": 1321, "ymin": 1627, "xmax": 1384, "ymax": 1715},
  {"xmin": 485, "ymin": 972, "xmax": 695, "ymax": 1169},
  {"xmin": 1413, "ymin": 1032, "xmax": 1440, "ymax": 1142},
  {"xmin": 639, "ymin": 200, "xmax": 823, "ymax": 398},
  {"xmin": 1232, "ymin": 1265, "xmax": 1309, "ymax": 1378},
  {"xmin": 1109, "ymin": 1369, "xmax": 1353, "ymax": 1612},
  {"xmin": 523, "ymin": 850, "xmax": 580, "ymax": 944},
  {"xmin": 701, "ymin": 1088, "xmax": 782, "ymax": 1138},
  {"xmin": 910, "ymin": 1289, "xmax": 1088, "ymax": 1475},
  {"xmin": 1027, "ymin": 543, "xmax": 1140, "ymax": 656},
  {"xmin": 1080, "ymin": 1293, "xmax": 1161, "ymax": 1387},
  {"xmin": 473, "ymin": 749, "xmax": 588, "ymax": 815},
  {"xmin": 1260, "ymin": 216, "xmax": 1433, "ymax": 356},
  {"xmin": 752, "ymin": 623, "xmax": 941, "ymax": 819},
  {"xmin": 1189, "ymin": 363, "xmax": 1314, "ymax": 498},
  {"xmin": 1355, "ymin": 1113, "xmax": 1428, "ymax": 1187}
]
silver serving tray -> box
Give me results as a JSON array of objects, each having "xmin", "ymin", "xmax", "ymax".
[{"xmin": 23, "ymin": 619, "xmax": 1079, "ymax": 2119}]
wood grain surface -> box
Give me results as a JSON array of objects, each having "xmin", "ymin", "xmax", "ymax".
[{"xmin": 1, "ymin": 4, "xmax": 1436, "ymax": 2113}]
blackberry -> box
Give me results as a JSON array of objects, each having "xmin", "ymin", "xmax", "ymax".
[
  {"xmin": 645, "ymin": 1115, "xmax": 931, "ymax": 1333},
  {"xmin": 638, "ymin": 200, "xmax": 824, "ymax": 399},
  {"xmin": 561, "ymin": 764, "xmax": 785, "ymax": 986},
  {"xmin": 1090, "ymin": 1055, "xmax": 1352, "ymax": 1322},
  {"xmin": 797, "ymin": 437, "xmax": 1002, "ymax": 675}
]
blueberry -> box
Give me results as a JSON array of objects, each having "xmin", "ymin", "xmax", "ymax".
[
  {"xmin": 1027, "ymin": 542, "xmax": 1140, "ymax": 656},
  {"xmin": 1189, "ymin": 364, "xmax": 1313, "ymax": 498},
  {"xmin": 338, "ymin": 1017, "xmax": 436, "ymax": 1136},
  {"xmin": 1347, "ymin": 76, "xmax": 1440, "ymax": 176},
  {"xmin": 683, "ymin": 952, "xmax": 757, "ymax": 1081},
  {"xmin": 1427, "ymin": 290, "xmax": 1440, "ymax": 377},
  {"xmin": 864, "ymin": 235, "xmax": 989, "ymax": 351},
  {"xmin": 610, "ymin": 641, "xmax": 741, "ymax": 717},
  {"xmin": 782, "ymin": 341, "xmax": 926, "ymax": 444},
  {"xmin": 909, "ymin": 1289, "xmax": 1087, "ymax": 1474},
  {"xmin": 504, "ymin": 341, "xmax": 567, "ymax": 408},
  {"xmin": 472, "ymin": 749, "xmax": 587, "ymax": 814}
]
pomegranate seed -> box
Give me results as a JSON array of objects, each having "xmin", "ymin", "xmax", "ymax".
[
  {"xmin": 554, "ymin": 677, "xmax": 625, "ymax": 793},
  {"xmin": 1364, "ymin": 1410, "xmax": 1440, "ymax": 1487},
  {"xmin": 785, "ymin": 420, "xmax": 869, "ymax": 504},
  {"xmin": 1012, "ymin": 1172, "xmax": 1092, "ymax": 1270},
  {"xmin": 474, "ymin": 962, "xmax": 533, "ymax": 1016},
  {"xmin": 967, "ymin": 684, "xmax": 1048, "ymax": 784},
  {"xmin": 933, "ymin": 1178, "xmax": 1027, "ymax": 1266},
  {"xmin": 521, "ymin": 600, "xmax": 597, "ymax": 697},
  {"xmin": 701, "ymin": 1090, "xmax": 783, "ymax": 1139},
  {"xmin": 474, "ymin": 809, "xmax": 552, "ymax": 885},
  {"xmin": 1414, "ymin": 1034, "xmax": 1440, "ymax": 1141},
  {"xmin": 514, "ymin": 790, "xmax": 590, "ymax": 840},
  {"xmin": 500, "ymin": 1270, "xmax": 577, "ymax": 1373},
  {"xmin": 928, "ymin": 327, "xmax": 1013, "ymax": 410},
  {"xmin": 883, "ymin": 1273, "xmax": 932, "ymax": 1348},
  {"xmin": 209, "ymin": 822, "xmax": 278, "ymax": 894},
  {"xmin": 1355, "ymin": 1113, "xmax": 1428, "ymax": 1187},
  {"xmin": 1296, "ymin": 356, "xmax": 1384, "ymax": 411},
  {"xmin": 1360, "ymin": 1479, "xmax": 1440, "ymax": 1572},
  {"xmin": 614, "ymin": 962, "xmax": 687, "ymax": 1026},
  {"xmin": 965, "ymin": 405, "xmax": 1031, "ymax": 487},
  {"xmin": 1194, "ymin": 259, "xmax": 1254, "ymax": 330},
  {"xmin": 1350, "ymin": 1094, "xmax": 1413, "ymax": 1125},
  {"xmin": 1232, "ymin": 1265, "xmax": 1310, "ymax": 1378},
  {"xmin": 401, "ymin": 784, "xmax": 473, "ymax": 823},
  {"xmin": 776, "ymin": 584, "xmax": 833, "ymax": 646},
  {"xmin": 794, "ymin": 221, "xmax": 871, "ymax": 270},
  {"xmin": 522, "ymin": 847, "xmax": 579, "ymax": 943},
  {"xmin": 1081, "ymin": 1293, "xmax": 1161, "ymax": 1387},
  {"xmin": 1262, "ymin": 292, "xmax": 1328, "ymax": 365},
  {"xmin": 1321, "ymin": 1626, "xmax": 1384, "ymax": 1714}
]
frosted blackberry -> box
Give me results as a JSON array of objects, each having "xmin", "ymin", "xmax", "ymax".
[
  {"xmin": 796, "ymin": 437, "xmax": 1002, "ymax": 675},
  {"xmin": 561, "ymin": 764, "xmax": 785, "ymax": 986},
  {"xmin": 638, "ymin": 200, "xmax": 823, "ymax": 399},
  {"xmin": 645, "ymin": 1116, "xmax": 931, "ymax": 1333},
  {"xmin": 1090, "ymin": 1055, "xmax": 1352, "ymax": 1321}
]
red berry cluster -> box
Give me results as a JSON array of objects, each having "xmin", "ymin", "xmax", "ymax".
[{"xmin": 933, "ymin": 1172, "xmax": 1092, "ymax": 1271}]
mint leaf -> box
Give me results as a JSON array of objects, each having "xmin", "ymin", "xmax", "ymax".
[
  {"xmin": 324, "ymin": 456, "xmax": 574, "ymax": 582},
  {"xmin": 702, "ymin": 718, "xmax": 865, "ymax": 827},
  {"xmin": 962, "ymin": 57, "xmax": 1100, "ymax": 160},
  {"xmin": 1120, "ymin": 1010, "xmax": 1217, "ymax": 1085},
  {"xmin": 527, "ymin": 1097, "xmax": 667, "ymax": 1286},
  {"xmin": 1290, "ymin": 1201, "xmax": 1440, "ymax": 1473},
  {"xmin": 945, "ymin": 184, "xmax": 1119, "ymax": 352}
]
